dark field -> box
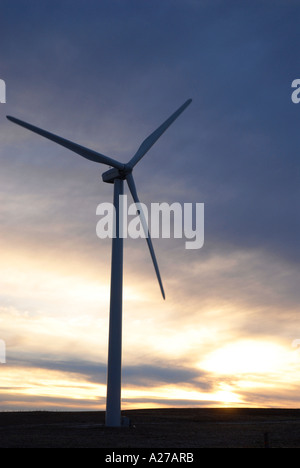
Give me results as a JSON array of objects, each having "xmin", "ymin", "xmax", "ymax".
[{"xmin": 1, "ymin": 408, "xmax": 300, "ymax": 448}]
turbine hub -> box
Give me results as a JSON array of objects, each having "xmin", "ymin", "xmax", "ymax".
[{"xmin": 102, "ymin": 164, "xmax": 132, "ymax": 184}]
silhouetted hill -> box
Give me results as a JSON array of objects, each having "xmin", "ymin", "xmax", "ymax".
[{"xmin": 0, "ymin": 407, "xmax": 300, "ymax": 448}]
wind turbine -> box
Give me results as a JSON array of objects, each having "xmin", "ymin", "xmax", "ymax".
[{"xmin": 6, "ymin": 98, "xmax": 192, "ymax": 426}]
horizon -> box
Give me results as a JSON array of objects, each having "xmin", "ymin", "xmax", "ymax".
[{"xmin": 0, "ymin": 0, "xmax": 299, "ymax": 412}]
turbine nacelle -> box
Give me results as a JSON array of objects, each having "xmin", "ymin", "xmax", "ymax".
[{"xmin": 102, "ymin": 164, "xmax": 132, "ymax": 184}]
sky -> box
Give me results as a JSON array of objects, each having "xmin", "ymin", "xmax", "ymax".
[{"xmin": 0, "ymin": 0, "xmax": 299, "ymax": 411}]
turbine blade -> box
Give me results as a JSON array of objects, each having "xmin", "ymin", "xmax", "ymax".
[
  {"xmin": 126, "ymin": 173, "xmax": 165, "ymax": 299},
  {"xmin": 128, "ymin": 98, "xmax": 192, "ymax": 169},
  {"xmin": 6, "ymin": 116, "xmax": 124, "ymax": 170}
]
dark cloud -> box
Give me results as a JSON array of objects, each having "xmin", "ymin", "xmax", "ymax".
[
  {"xmin": 2, "ymin": 0, "xmax": 299, "ymax": 278},
  {"xmin": 7, "ymin": 355, "xmax": 211, "ymax": 390}
]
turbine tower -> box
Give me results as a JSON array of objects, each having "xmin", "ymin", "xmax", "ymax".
[{"xmin": 6, "ymin": 98, "xmax": 192, "ymax": 426}]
